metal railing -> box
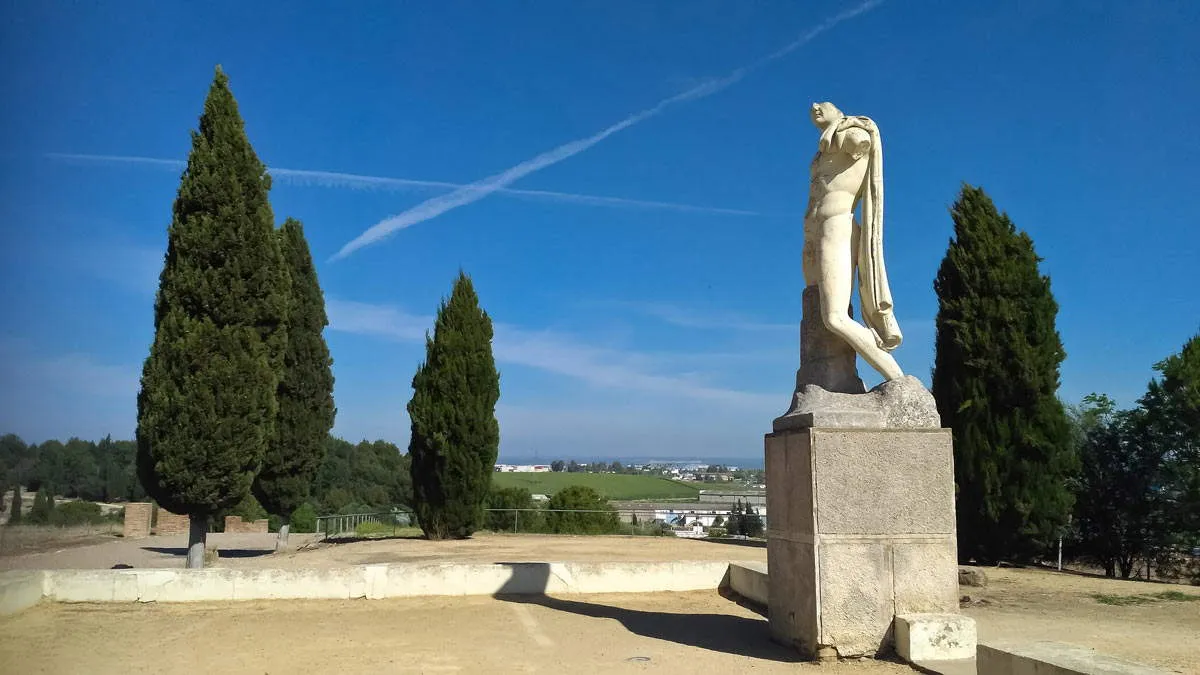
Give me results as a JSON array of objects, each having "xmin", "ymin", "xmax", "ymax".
[
  {"xmin": 316, "ymin": 510, "xmax": 413, "ymax": 539},
  {"xmin": 313, "ymin": 507, "xmax": 767, "ymax": 540}
]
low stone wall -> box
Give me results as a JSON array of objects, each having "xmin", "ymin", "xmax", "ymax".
[
  {"xmin": 122, "ymin": 503, "xmax": 152, "ymax": 539},
  {"xmin": 0, "ymin": 571, "xmax": 45, "ymax": 615},
  {"xmin": 223, "ymin": 516, "xmax": 268, "ymax": 533},
  {"xmin": 978, "ymin": 642, "xmax": 1171, "ymax": 675},
  {"xmin": 154, "ymin": 509, "xmax": 189, "ymax": 535},
  {"xmin": 1, "ymin": 560, "xmax": 731, "ymax": 612},
  {"xmin": 726, "ymin": 561, "xmax": 768, "ymax": 607}
]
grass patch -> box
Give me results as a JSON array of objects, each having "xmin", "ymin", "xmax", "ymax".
[
  {"xmin": 491, "ymin": 473, "xmax": 700, "ymax": 501},
  {"xmin": 1092, "ymin": 591, "xmax": 1200, "ymax": 606},
  {"xmin": 1149, "ymin": 591, "xmax": 1200, "ymax": 602}
]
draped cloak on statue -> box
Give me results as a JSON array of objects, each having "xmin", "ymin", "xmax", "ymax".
[{"xmin": 817, "ymin": 115, "xmax": 903, "ymax": 352}]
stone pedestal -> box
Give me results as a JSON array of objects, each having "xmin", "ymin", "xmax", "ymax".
[{"xmin": 765, "ymin": 427, "xmax": 959, "ymax": 659}]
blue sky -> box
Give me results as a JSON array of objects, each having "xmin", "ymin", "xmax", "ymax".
[{"xmin": 1, "ymin": 1, "xmax": 1197, "ymax": 460}]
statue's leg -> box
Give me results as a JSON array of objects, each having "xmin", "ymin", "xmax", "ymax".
[{"xmin": 818, "ymin": 214, "xmax": 903, "ymax": 381}]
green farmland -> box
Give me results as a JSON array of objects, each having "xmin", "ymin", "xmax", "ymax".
[{"xmin": 491, "ymin": 472, "xmax": 699, "ymax": 501}]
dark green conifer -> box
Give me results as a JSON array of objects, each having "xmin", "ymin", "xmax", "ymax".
[
  {"xmin": 253, "ymin": 218, "xmax": 336, "ymax": 548},
  {"xmin": 408, "ymin": 271, "xmax": 500, "ymax": 540},
  {"xmin": 932, "ymin": 184, "xmax": 1076, "ymax": 563},
  {"xmin": 136, "ymin": 66, "xmax": 288, "ymax": 568}
]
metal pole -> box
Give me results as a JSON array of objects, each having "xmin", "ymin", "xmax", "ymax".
[
  {"xmin": 1057, "ymin": 535, "xmax": 1063, "ymax": 572},
  {"xmin": 515, "ymin": 509, "xmax": 519, "ymax": 533}
]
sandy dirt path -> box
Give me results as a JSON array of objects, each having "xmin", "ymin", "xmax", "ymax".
[
  {"xmin": 0, "ymin": 591, "xmax": 912, "ymax": 675},
  {"xmin": 962, "ymin": 566, "xmax": 1200, "ymax": 673},
  {"xmin": 0, "ymin": 532, "xmax": 767, "ymax": 570}
]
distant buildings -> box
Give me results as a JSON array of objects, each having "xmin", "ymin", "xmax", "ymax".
[{"xmin": 494, "ymin": 464, "xmax": 551, "ymax": 473}]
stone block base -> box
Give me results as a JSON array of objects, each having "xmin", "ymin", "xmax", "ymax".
[
  {"xmin": 765, "ymin": 427, "xmax": 960, "ymax": 659},
  {"xmin": 895, "ymin": 613, "xmax": 976, "ymax": 662}
]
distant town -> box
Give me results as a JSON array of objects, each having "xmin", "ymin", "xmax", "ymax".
[{"xmin": 493, "ymin": 460, "xmax": 766, "ymax": 488}]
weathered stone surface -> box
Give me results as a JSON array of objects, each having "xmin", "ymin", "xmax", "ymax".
[
  {"xmin": 895, "ymin": 613, "xmax": 977, "ymax": 663},
  {"xmin": 765, "ymin": 428, "xmax": 960, "ymax": 659},
  {"xmin": 978, "ymin": 641, "xmax": 1172, "ymax": 675},
  {"xmin": 958, "ymin": 567, "xmax": 988, "ymax": 588},
  {"xmin": 775, "ymin": 374, "xmax": 940, "ymax": 431},
  {"xmin": 794, "ymin": 285, "xmax": 866, "ymax": 395},
  {"xmin": 810, "ymin": 429, "xmax": 955, "ymax": 535}
]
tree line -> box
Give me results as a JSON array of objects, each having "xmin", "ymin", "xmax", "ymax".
[
  {"xmin": 934, "ymin": 184, "xmax": 1198, "ymax": 580},
  {"xmin": 1, "ymin": 433, "xmax": 414, "ymax": 524}
]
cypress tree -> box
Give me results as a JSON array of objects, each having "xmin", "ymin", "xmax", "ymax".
[
  {"xmin": 932, "ymin": 184, "xmax": 1076, "ymax": 563},
  {"xmin": 136, "ymin": 66, "xmax": 288, "ymax": 568},
  {"xmin": 408, "ymin": 271, "xmax": 500, "ymax": 540},
  {"xmin": 253, "ymin": 217, "xmax": 336, "ymax": 550},
  {"xmin": 29, "ymin": 487, "xmax": 54, "ymax": 525},
  {"xmin": 7, "ymin": 484, "xmax": 22, "ymax": 526}
]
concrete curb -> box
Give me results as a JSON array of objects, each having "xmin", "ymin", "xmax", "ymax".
[{"xmin": 1, "ymin": 560, "xmax": 733, "ymax": 613}]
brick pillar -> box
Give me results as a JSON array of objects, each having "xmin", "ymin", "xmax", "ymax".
[{"xmin": 122, "ymin": 502, "xmax": 152, "ymax": 539}]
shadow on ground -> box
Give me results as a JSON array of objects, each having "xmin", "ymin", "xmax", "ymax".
[
  {"xmin": 492, "ymin": 562, "xmax": 801, "ymax": 663},
  {"xmin": 140, "ymin": 547, "xmax": 273, "ymax": 559},
  {"xmin": 691, "ymin": 537, "xmax": 766, "ymax": 549}
]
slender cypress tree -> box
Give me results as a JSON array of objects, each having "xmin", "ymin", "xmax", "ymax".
[
  {"xmin": 136, "ymin": 66, "xmax": 289, "ymax": 568},
  {"xmin": 253, "ymin": 218, "xmax": 336, "ymax": 549},
  {"xmin": 7, "ymin": 484, "xmax": 22, "ymax": 526},
  {"xmin": 932, "ymin": 184, "xmax": 1076, "ymax": 563},
  {"xmin": 408, "ymin": 271, "xmax": 500, "ymax": 540}
]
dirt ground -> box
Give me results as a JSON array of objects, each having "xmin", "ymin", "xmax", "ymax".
[
  {"xmin": 0, "ymin": 531, "xmax": 767, "ymax": 570},
  {"xmin": 0, "ymin": 591, "xmax": 912, "ymax": 675},
  {"xmin": 961, "ymin": 566, "xmax": 1200, "ymax": 673}
]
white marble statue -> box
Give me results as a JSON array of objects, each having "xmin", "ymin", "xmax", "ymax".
[{"xmin": 803, "ymin": 101, "xmax": 903, "ymax": 382}]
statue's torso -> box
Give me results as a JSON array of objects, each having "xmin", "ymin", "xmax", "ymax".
[{"xmin": 806, "ymin": 127, "xmax": 871, "ymax": 222}]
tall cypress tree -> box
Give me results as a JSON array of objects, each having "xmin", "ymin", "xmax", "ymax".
[
  {"xmin": 253, "ymin": 217, "xmax": 336, "ymax": 549},
  {"xmin": 7, "ymin": 484, "xmax": 22, "ymax": 526},
  {"xmin": 136, "ymin": 66, "xmax": 288, "ymax": 568},
  {"xmin": 932, "ymin": 184, "xmax": 1076, "ymax": 563},
  {"xmin": 408, "ymin": 271, "xmax": 500, "ymax": 540}
]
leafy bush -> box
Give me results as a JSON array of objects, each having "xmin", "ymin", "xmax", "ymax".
[
  {"xmin": 546, "ymin": 485, "xmax": 620, "ymax": 535},
  {"xmin": 706, "ymin": 526, "xmax": 727, "ymax": 538},
  {"xmin": 291, "ymin": 503, "xmax": 318, "ymax": 533},
  {"xmin": 28, "ymin": 488, "xmax": 55, "ymax": 525},
  {"xmin": 485, "ymin": 486, "xmax": 542, "ymax": 532},
  {"xmin": 51, "ymin": 500, "xmax": 104, "ymax": 526}
]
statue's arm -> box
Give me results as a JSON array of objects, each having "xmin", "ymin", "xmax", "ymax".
[{"xmin": 838, "ymin": 127, "xmax": 872, "ymax": 161}]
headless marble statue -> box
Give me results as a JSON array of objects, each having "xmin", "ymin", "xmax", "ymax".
[{"xmin": 775, "ymin": 102, "xmax": 939, "ymax": 431}]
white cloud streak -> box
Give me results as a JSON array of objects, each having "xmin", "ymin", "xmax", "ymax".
[
  {"xmin": 332, "ymin": 0, "xmax": 884, "ymax": 259},
  {"xmin": 326, "ymin": 298, "xmax": 776, "ymax": 408},
  {"xmin": 44, "ymin": 153, "xmax": 771, "ymax": 217},
  {"xmin": 611, "ymin": 300, "xmax": 795, "ymax": 333}
]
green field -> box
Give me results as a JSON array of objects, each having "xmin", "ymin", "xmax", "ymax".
[{"xmin": 491, "ymin": 472, "xmax": 700, "ymax": 501}]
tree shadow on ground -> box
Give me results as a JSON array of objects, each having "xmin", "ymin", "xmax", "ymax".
[
  {"xmin": 491, "ymin": 562, "xmax": 802, "ymax": 663},
  {"xmin": 139, "ymin": 547, "xmax": 273, "ymax": 559},
  {"xmin": 691, "ymin": 537, "xmax": 766, "ymax": 549}
]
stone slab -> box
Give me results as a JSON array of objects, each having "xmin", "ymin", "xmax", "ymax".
[
  {"xmin": 895, "ymin": 613, "xmax": 977, "ymax": 662},
  {"xmin": 765, "ymin": 427, "xmax": 960, "ymax": 659},
  {"xmin": 978, "ymin": 641, "xmax": 1172, "ymax": 675}
]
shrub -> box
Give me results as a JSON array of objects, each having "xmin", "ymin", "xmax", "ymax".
[
  {"xmin": 291, "ymin": 503, "xmax": 318, "ymax": 533},
  {"xmin": 485, "ymin": 487, "xmax": 540, "ymax": 532},
  {"xmin": 28, "ymin": 488, "xmax": 55, "ymax": 525},
  {"xmin": 52, "ymin": 500, "xmax": 104, "ymax": 526},
  {"xmin": 707, "ymin": 526, "xmax": 727, "ymax": 538},
  {"xmin": 546, "ymin": 485, "xmax": 620, "ymax": 535}
]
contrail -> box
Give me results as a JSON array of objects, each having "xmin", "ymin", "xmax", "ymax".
[
  {"xmin": 333, "ymin": 0, "xmax": 883, "ymax": 260},
  {"xmin": 45, "ymin": 153, "xmax": 770, "ymax": 217}
]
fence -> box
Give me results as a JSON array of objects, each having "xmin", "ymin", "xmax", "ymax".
[
  {"xmin": 311, "ymin": 508, "xmax": 766, "ymax": 540},
  {"xmin": 316, "ymin": 510, "xmax": 414, "ymax": 539}
]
